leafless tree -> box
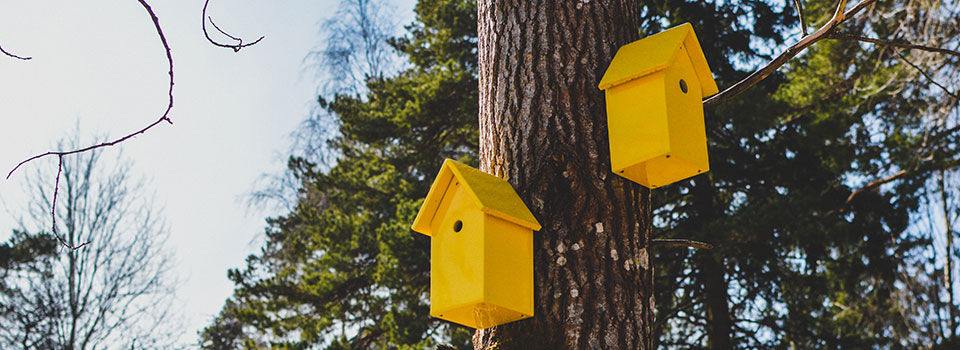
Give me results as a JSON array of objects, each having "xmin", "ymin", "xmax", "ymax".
[
  {"xmin": 0, "ymin": 134, "xmax": 181, "ymax": 349},
  {"xmin": 312, "ymin": 0, "xmax": 398, "ymax": 96}
]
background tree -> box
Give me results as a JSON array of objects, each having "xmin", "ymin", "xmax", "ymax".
[
  {"xmin": 0, "ymin": 231, "xmax": 58, "ymax": 349},
  {"xmin": 0, "ymin": 135, "xmax": 180, "ymax": 349},
  {"xmin": 251, "ymin": 0, "xmax": 402, "ymax": 213},
  {"xmin": 651, "ymin": 0, "xmax": 960, "ymax": 346}
]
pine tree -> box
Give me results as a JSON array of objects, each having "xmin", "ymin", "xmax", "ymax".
[{"xmin": 201, "ymin": 1, "xmax": 479, "ymax": 348}]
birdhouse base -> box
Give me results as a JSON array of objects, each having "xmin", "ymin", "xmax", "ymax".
[
  {"xmin": 616, "ymin": 153, "xmax": 707, "ymax": 188},
  {"xmin": 433, "ymin": 302, "xmax": 532, "ymax": 329}
]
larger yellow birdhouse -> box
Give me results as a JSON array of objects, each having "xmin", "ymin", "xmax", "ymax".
[
  {"xmin": 411, "ymin": 159, "xmax": 541, "ymax": 329},
  {"xmin": 598, "ymin": 23, "xmax": 719, "ymax": 188}
]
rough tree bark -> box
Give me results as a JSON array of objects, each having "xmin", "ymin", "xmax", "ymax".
[{"xmin": 474, "ymin": 1, "xmax": 653, "ymax": 348}]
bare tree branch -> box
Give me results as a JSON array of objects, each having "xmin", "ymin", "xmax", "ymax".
[
  {"xmin": 704, "ymin": 0, "xmax": 874, "ymax": 108},
  {"xmin": 8, "ymin": 0, "xmax": 267, "ymax": 252},
  {"xmin": 0, "ymin": 42, "xmax": 31, "ymax": 60},
  {"xmin": 826, "ymin": 33, "xmax": 960, "ymax": 59},
  {"xmin": 201, "ymin": 0, "xmax": 264, "ymax": 52},
  {"xmin": 894, "ymin": 49, "xmax": 960, "ymax": 100},
  {"xmin": 6, "ymin": 0, "xmax": 175, "ymax": 251},
  {"xmin": 651, "ymin": 239, "xmax": 715, "ymax": 250},
  {"xmin": 792, "ymin": 0, "xmax": 808, "ymax": 37},
  {"xmin": 6, "ymin": 0, "xmax": 175, "ymax": 181},
  {"xmin": 844, "ymin": 169, "xmax": 909, "ymax": 209},
  {"xmin": 842, "ymin": 159, "xmax": 960, "ymax": 212},
  {"xmin": 705, "ymin": 0, "xmax": 959, "ymax": 108}
]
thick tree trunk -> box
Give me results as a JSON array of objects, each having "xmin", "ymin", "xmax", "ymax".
[{"xmin": 474, "ymin": 1, "xmax": 652, "ymax": 348}]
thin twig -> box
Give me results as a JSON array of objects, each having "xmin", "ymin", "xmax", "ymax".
[
  {"xmin": 201, "ymin": 0, "xmax": 264, "ymax": 52},
  {"xmin": 894, "ymin": 50, "xmax": 959, "ymax": 100},
  {"xmin": 827, "ymin": 33, "xmax": 960, "ymax": 59},
  {"xmin": 49, "ymin": 156, "xmax": 91, "ymax": 250},
  {"xmin": 704, "ymin": 0, "xmax": 874, "ymax": 108},
  {"xmin": 208, "ymin": 17, "xmax": 242, "ymax": 42},
  {"xmin": 651, "ymin": 239, "xmax": 714, "ymax": 250},
  {"xmin": 0, "ymin": 42, "xmax": 32, "ymax": 60},
  {"xmin": 51, "ymin": 157, "xmax": 65, "ymax": 244},
  {"xmin": 792, "ymin": 0, "xmax": 808, "ymax": 36}
]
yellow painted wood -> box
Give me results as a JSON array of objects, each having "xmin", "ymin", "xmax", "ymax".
[
  {"xmin": 411, "ymin": 159, "xmax": 540, "ymax": 329},
  {"xmin": 598, "ymin": 23, "xmax": 718, "ymax": 95},
  {"xmin": 412, "ymin": 159, "xmax": 541, "ymax": 236},
  {"xmin": 598, "ymin": 23, "xmax": 718, "ymax": 188}
]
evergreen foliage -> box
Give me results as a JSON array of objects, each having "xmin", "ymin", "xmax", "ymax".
[
  {"xmin": 651, "ymin": 0, "xmax": 959, "ymax": 346},
  {"xmin": 201, "ymin": 1, "xmax": 477, "ymax": 348}
]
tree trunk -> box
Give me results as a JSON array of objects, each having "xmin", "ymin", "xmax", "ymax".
[
  {"xmin": 941, "ymin": 170, "xmax": 957, "ymax": 336},
  {"xmin": 700, "ymin": 253, "xmax": 732, "ymax": 349},
  {"xmin": 693, "ymin": 178, "xmax": 732, "ymax": 349},
  {"xmin": 474, "ymin": 1, "xmax": 653, "ymax": 348}
]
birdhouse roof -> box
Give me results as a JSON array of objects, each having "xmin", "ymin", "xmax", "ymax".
[
  {"xmin": 597, "ymin": 22, "xmax": 719, "ymax": 97},
  {"xmin": 412, "ymin": 159, "xmax": 542, "ymax": 236}
]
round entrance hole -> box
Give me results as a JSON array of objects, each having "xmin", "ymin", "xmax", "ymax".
[
  {"xmin": 679, "ymin": 79, "xmax": 688, "ymax": 93},
  {"xmin": 453, "ymin": 220, "xmax": 463, "ymax": 232}
]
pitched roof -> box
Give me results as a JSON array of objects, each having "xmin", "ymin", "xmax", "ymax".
[
  {"xmin": 597, "ymin": 22, "xmax": 719, "ymax": 97},
  {"xmin": 411, "ymin": 159, "xmax": 542, "ymax": 236}
]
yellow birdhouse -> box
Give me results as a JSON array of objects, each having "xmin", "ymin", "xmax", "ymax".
[
  {"xmin": 598, "ymin": 22, "xmax": 719, "ymax": 188},
  {"xmin": 411, "ymin": 159, "xmax": 541, "ymax": 329}
]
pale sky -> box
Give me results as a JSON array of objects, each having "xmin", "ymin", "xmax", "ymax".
[{"xmin": 0, "ymin": 0, "xmax": 413, "ymax": 346}]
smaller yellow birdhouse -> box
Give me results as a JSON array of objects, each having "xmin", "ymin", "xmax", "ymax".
[
  {"xmin": 411, "ymin": 159, "xmax": 541, "ymax": 329},
  {"xmin": 598, "ymin": 22, "xmax": 719, "ymax": 188}
]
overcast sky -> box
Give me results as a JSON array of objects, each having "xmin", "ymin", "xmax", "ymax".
[{"xmin": 0, "ymin": 0, "xmax": 413, "ymax": 346}]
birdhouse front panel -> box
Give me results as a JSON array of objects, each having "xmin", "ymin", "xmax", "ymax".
[
  {"xmin": 430, "ymin": 178, "xmax": 485, "ymax": 320},
  {"xmin": 431, "ymin": 215, "xmax": 533, "ymax": 329},
  {"xmin": 598, "ymin": 23, "xmax": 719, "ymax": 188}
]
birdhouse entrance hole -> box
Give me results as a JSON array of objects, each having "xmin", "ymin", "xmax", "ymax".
[
  {"xmin": 453, "ymin": 220, "xmax": 463, "ymax": 232},
  {"xmin": 679, "ymin": 79, "xmax": 688, "ymax": 93}
]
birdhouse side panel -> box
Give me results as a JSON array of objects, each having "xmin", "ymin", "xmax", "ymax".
[
  {"xmin": 605, "ymin": 72, "xmax": 669, "ymax": 172},
  {"xmin": 483, "ymin": 215, "xmax": 534, "ymax": 319},
  {"xmin": 664, "ymin": 48, "xmax": 709, "ymax": 177},
  {"xmin": 430, "ymin": 181, "xmax": 485, "ymax": 317}
]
